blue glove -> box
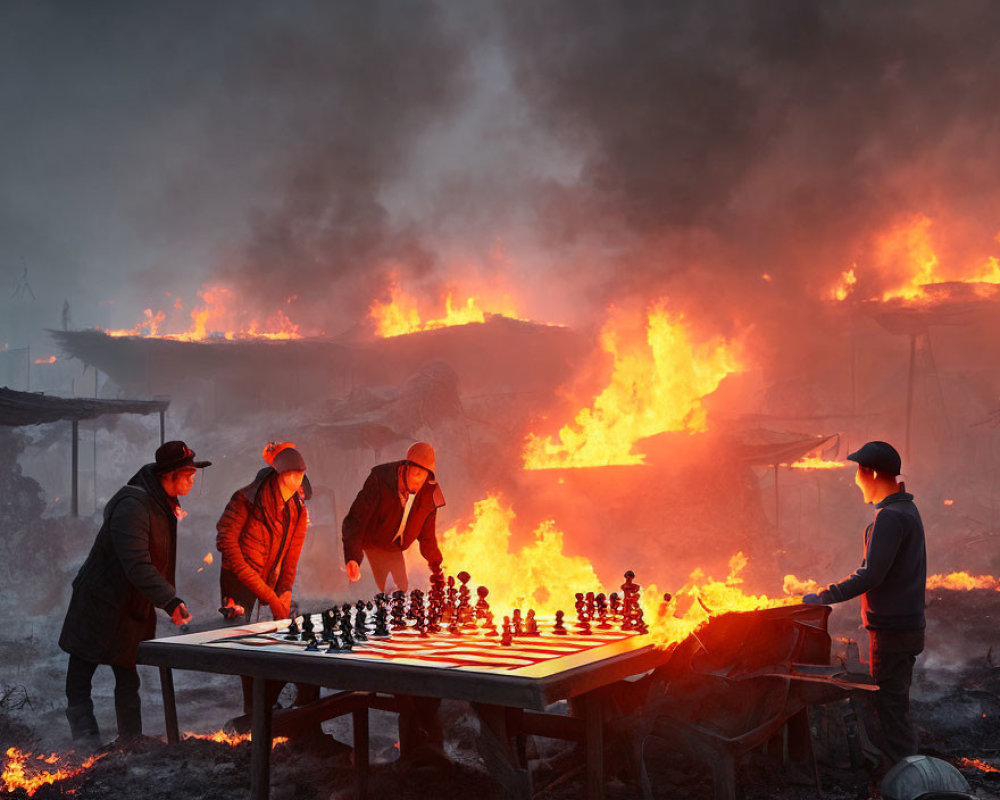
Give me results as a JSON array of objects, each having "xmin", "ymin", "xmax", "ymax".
[{"xmin": 802, "ymin": 592, "xmax": 825, "ymax": 605}]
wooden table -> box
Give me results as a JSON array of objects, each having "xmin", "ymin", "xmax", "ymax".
[{"xmin": 137, "ymin": 615, "xmax": 674, "ymax": 799}]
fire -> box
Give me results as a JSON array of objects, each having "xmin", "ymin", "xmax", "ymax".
[
  {"xmin": 196, "ymin": 552, "xmax": 214, "ymax": 573},
  {"xmin": 33, "ymin": 356, "xmax": 57, "ymax": 365},
  {"xmin": 183, "ymin": 731, "xmax": 288, "ymax": 748},
  {"xmin": 927, "ymin": 572, "xmax": 1000, "ymax": 591},
  {"xmin": 782, "ymin": 575, "xmax": 821, "ymax": 595},
  {"xmin": 2, "ymin": 747, "xmax": 107, "ymax": 797},
  {"xmin": 959, "ymin": 757, "xmax": 1000, "ymax": 773},
  {"xmin": 438, "ymin": 495, "xmax": 793, "ymax": 650},
  {"xmin": 644, "ymin": 553, "xmax": 797, "ymax": 650},
  {"xmin": 368, "ymin": 281, "xmax": 522, "ymax": 338},
  {"xmin": 786, "ymin": 456, "xmax": 848, "ymax": 470},
  {"xmin": 831, "ymin": 215, "xmax": 1000, "ymax": 304},
  {"xmin": 104, "ymin": 285, "xmax": 301, "ymax": 341},
  {"xmin": 522, "ymin": 301, "xmax": 743, "ymax": 469},
  {"xmin": 438, "ymin": 494, "xmax": 601, "ymax": 615}
]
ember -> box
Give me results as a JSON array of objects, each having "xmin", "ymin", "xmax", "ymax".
[
  {"xmin": 959, "ymin": 757, "xmax": 1000, "ymax": 774},
  {"xmin": 522, "ymin": 300, "xmax": 743, "ymax": 469},
  {"xmin": 1, "ymin": 747, "xmax": 107, "ymax": 797},
  {"xmin": 183, "ymin": 731, "xmax": 289, "ymax": 748}
]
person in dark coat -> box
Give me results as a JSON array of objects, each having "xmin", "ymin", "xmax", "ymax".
[
  {"xmin": 343, "ymin": 441, "xmax": 445, "ymax": 592},
  {"xmin": 59, "ymin": 441, "xmax": 209, "ymax": 747},
  {"xmin": 803, "ymin": 440, "xmax": 926, "ymax": 774}
]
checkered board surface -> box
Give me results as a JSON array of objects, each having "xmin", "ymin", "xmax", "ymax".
[{"xmin": 206, "ymin": 614, "xmax": 641, "ymax": 673}]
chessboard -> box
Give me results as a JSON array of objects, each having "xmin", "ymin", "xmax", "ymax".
[{"xmin": 205, "ymin": 614, "xmax": 642, "ymax": 673}]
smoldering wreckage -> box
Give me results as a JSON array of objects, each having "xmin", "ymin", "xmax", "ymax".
[{"xmin": 3, "ymin": 274, "xmax": 1000, "ymax": 800}]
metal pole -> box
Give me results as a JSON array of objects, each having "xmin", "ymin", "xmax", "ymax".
[
  {"xmin": 773, "ymin": 464, "xmax": 780, "ymax": 537},
  {"xmin": 904, "ymin": 333, "xmax": 917, "ymax": 464},
  {"xmin": 159, "ymin": 410, "xmax": 165, "ymax": 445},
  {"xmin": 71, "ymin": 419, "xmax": 79, "ymax": 517}
]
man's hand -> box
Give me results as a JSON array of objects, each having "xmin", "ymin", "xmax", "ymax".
[
  {"xmin": 170, "ymin": 602, "xmax": 193, "ymax": 625},
  {"xmin": 346, "ymin": 560, "xmax": 361, "ymax": 582},
  {"xmin": 802, "ymin": 593, "xmax": 825, "ymax": 605},
  {"xmin": 269, "ymin": 592, "xmax": 291, "ymax": 620}
]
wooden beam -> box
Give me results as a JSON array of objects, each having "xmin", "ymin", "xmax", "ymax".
[
  {"xmin": 250, "ymin": 678, "xmax": 272, "ymax": 800},
  {"xmin": 159, "ymin": 667, "xmax": 180, "ymax": 744}
]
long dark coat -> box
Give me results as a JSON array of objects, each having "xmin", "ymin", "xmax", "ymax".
[
  {"xmin": 59, "ymin": 466, "xmax": 180, "ymax": 667},
  {"xmin": 342, "ymin": 461, "xmax": 445, "ymax": 569}
]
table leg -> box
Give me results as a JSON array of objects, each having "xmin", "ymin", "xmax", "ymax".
[
  {"xmin": 250, "ymin": 677, "xmax": 272, "ymax": 800},
  {"xmin": 353, "ymin": 706, "xmax": 369, "ymax": 800},
  {"xmin": 582, "ymin": 692, "xmax": 605, "ymax": 800},
  {"xmin": 158, "ymin": 667, "xmax": 179, "ymax": 745},
  {"xmin": 472, "ymin": 703, "xmax": 531, "ymax": 800}
]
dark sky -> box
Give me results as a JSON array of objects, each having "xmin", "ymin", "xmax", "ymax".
[{"xmin": 4, "ymin": 0, "xmax": 1000, "ymax": 339}]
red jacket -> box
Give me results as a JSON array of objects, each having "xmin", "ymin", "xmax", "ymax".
[{"xmin": 216, "ymin": 471, "xmax": 308, "ymax": 605}]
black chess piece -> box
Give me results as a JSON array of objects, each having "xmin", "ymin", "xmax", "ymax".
[
  {"xmin": 373, "ymin": 606, "xmax": 391, "ymax": 637},
  {"xmin": 500, "ymin": 616, "xmax": 513, "ymax": 646},
  {"xmin": 339, "ymin": 617, "xmax": 355, "ymax": 651},
  {"xmin": 553, "ymin": 610, "xmax": 568, "ymax": 635},
  {"xmin": 284, "ymin": 616, "xmax": 301, "ymax": 641},
  {"xmin": 390, "ymin": 591, "xmax": 407, "ymax": 630},
  {"xmin": 301, "ymin": 614, "xmax": 315, "ymax": 641},
  {"xmin": 525, "ymin": 609, "xmax": 540, "ymax": 636},
  {"xmin": 304, "ymin": 638, "xmax": 320, "ymax": 652},
  {"xmin": 326, "ymin": 637, "xmax": 342, "ymax": 653},
  {"xmin": 354, "ymin": 606, "xmax": 368, "ymax": 641}
]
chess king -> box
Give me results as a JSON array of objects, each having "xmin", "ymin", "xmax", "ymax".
[
  {"xmin": 343, "ymin": 441, "xmax": 445, "ymax": 593},
  {"xmin": 59, "ymin": 441, "xmax": 209, "ymax": 748}
]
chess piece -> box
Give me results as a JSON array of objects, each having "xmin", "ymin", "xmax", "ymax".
[
  {"xmin": 390, "ymin": 591, "xmax": 407, "ymax": 630},
  {"xmin": 457, "ymin": 571, "xmax": 474, "ymax": 624},
  {"xmin": 596, "ymin": 593, "xmax": 612, "ymax": 629},
  {"xmin": 482, "ymin": 610, "xmax": 498, "ymax": 636},
  {"xmin": 339, "ymin": 617, "xmax": 355, "ymax": 650},
  {"xmin": 500, "ymin": 616, "xmax": 513, "ymax": 646},
  {"xmin": 525, "ymin": 609, "xmax": 540, "ymax": 636},
  {"xmin": 301, "ymin": 614, "xmax": 315, "ymax": 641},
  {"xmin": 354, "ymin": 606, "xmax": 368, "ymax": 641},
  {"xmin": 284, "ymin": 616, "xmax": 301, "ymax": 641},
  {"xmin": 512, "ymin": 609, "xmax": 523, "ymax": 637},
  {"xmin": 373, "ymin": 606, "xmax": 391, "ymax": 637},
  {"xmin": 553, "ymin": 610, "xmax": 568, "ymax": 635},
  {"xmin": 325, "ymin": 637, "xmax": 342, "ymax": 653},
  {"xmin": 305, "ymin": 638, "xmax": 320, "ymax": 652},
  {"xmin": 475, "ymin": 586, "xmax": 490, "ymax": 619},
  {"xmin": 609, "ymin": 592, "xmax": 621, "ymax": 621}
]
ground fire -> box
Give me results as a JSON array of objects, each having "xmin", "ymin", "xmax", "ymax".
[{"xmin": 368, "ymin": 280, "xmax": 526, "ymax": 338}]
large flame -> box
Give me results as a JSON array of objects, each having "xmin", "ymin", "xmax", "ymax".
[
  {"xmin": 2, "ymin": 747, "xmax": 107, "ymax": 797},
  {"xmin": 786, "ymin": 456, "xmax": 848, "ymax": 470},
  {"xmin": 369, "ymin": 282, "xmax": 523, "ymax": 338},
  {"xmin": 104, "ymin": 285, "xmax": 301, "ymax": 341},
  {"xmin": 438, "ymin": 494, "xmax": 794, "ymax": 650},
  {"xmin": 523, "ymin": 301, "xmax": 743, "ymax": 469},
  {"xmin": 830, "ymin": 215, "xmax": 1000, "ymax": 303},
  {"xmin": 438, "ymin": 493, "xmax": 600, "ymax": 615}
]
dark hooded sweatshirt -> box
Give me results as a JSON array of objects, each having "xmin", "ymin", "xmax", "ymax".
[
  {"xmin": 59, "ymin": 465, "xmax": 182, "ymax": 667},
  {"xmin": 819, "ymin": 490, "xmax": 926, "ymax": 631}
]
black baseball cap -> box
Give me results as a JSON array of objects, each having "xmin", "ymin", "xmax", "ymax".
[
  {"xmin": 153, "ymin": 441, "xmax": 211, "ymax": 474},
  {"xmin": 846, "ymin": 441, "xmax": 901, "ymax": 476}
]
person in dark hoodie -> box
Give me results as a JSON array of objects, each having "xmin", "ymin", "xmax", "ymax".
[
  {"xmin": 343, "ymin": 441, "xmax": 445, "ymax": 592},
  {"xmin": 216, "ymin": 442, "xmax": 311, "ymax": 716},
  {"xmin": 59, "ymin": 441, "xmax": 209, "ymax": 748},
  {"xmin": 803, "ymin": 440, "xmax": 926, "ymax": 772}
]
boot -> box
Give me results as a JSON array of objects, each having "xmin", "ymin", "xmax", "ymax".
[
  {"xmin": 66, "ymin": 702, "xmax": 102, "ymax": 750},
  {"xmin": 114, "ymin": 693, "xmax": 143, "ymax": 741}
]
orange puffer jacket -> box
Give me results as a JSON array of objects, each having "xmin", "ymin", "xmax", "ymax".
[{"xmin": 216, "ymin": 471, "xmax": 308, "ymax": 606}]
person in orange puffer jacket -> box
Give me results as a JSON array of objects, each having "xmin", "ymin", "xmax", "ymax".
[{"xmin": 217, "ymin": 442, "xmax": 310, "ymax": 623}]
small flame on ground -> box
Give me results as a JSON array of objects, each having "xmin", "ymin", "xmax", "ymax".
[
  {"xmin": 183, "ymin": 731, "xmax": 288, "ymax": 747},
  {"xmin": 33, "ymin": 356, "xmax": 57, "ymax": 365},
  {"xmin": 368, "ymin": 281, "xmax": 523, "ymax": 338},
  {"xmin": 927, "ymin": 572, "xmax": 1000, "ymax": 591},
  {"xmin": 104, "ymin": 285, "xmax": 301, "ymax": 341},
  {"xmin": 959, "ymin": 757, "xmax": 1000, "ymax": 773},
  {"xmin": 2, "ymin": 747, "xmax": 107, "ymax": 797},
  {"xmin": 522, "ymin": 300, "xmax": 743, "ymax": 469}
]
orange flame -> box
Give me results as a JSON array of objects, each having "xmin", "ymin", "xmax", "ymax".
[
  {"xmin": 2, "ymin": 747, "xmax": 107, "ymax": 797},
  {"xmin": 196, "ymin": 552, "xmax": 214, "ymax": 573},
  {"xmin": 927, "ymin": 572, "xmax": 1000, "ymax": 591},
  {"xmin": 183, "ymin": 731, "xmax": 288, "ymax": 748},
  {"xmin": 830, "ymin": 215, "xmax": 1000, "ymax": 304},
  {"xmin": 523, "ymin": 301, "xmax": 743, "ymax": 469},
  {"xmin": 438, "ymin": 495, "xmax": 793, "ymax": 649},
  {"xmin": 104, "ymin": 285, "xmax": 301, "ymax": 341},
  {"xmin": 368, "ymin": 281, "xmax": 524, "ymax": 338},
  {"xmin": 33, "ymin": 356, "xmax": 57, "ymax": 365},
  {"xmin": 785, "ymin": 456, "xmax": 848, "ymax": 470},
  {"xmin": 959, "ymin": 757, "xmax": 1000, "ymax": 773}
]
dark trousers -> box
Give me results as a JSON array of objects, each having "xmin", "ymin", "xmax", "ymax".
[
  {"xmin": 65, "ymin": 654, "xmax": 142, "ymax": 740},
  {"xmin": 366, "ymin": 548, "xmax": 408, "ymax": 592},
  {"xmin": 868, "ymin": 628, "xmax": 924, "ymax": 766}
]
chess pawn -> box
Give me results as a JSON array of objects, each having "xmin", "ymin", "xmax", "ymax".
[
  {"xmin": 305, "ymin": 638, "xmax": 320, "ymax": 652},
  {"xmin": 500, "ymin": 616, "xmax": 513, "ymax": 646},
  {"xmin": 483, "ymin": 610, "xmax": 498, "ymax": 636},
  {"xmin": 553, "ymin": 610, "xmax": 568, "ymax": 635},
  {"xmin": 284, "ymin": 616, "xmax": 301, "ymax": 641},
  {"xmin": 609, "ymin": 592, "xmax": 621, "ymax": 621},
  {"xmin": 633, "ymin": 606, "xmax": 649, "ymax": 634},
  {"xmin": 301, "ymin": 614, "xmax": 315, "ymax": 641},
  {"xmin": 525, "ymin": 609, "xmax": 540, "ymax": 637},
  {"xmin": 354, "ymin": 607, "xmax": 368, "ymax": 641},
  {"xmin": 475, "ymin": 586, "xmax": 490, "ymax": 619},
  {"xmin": 512, "ymin": 609, "xmax": 523, "ymax": 636},
  {"xmin": 585, "ymin": 591, "xmax": 596, "ymax": 619}
]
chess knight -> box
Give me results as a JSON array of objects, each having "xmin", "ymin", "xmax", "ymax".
[
  {"xmin": 343, "ymin": 441, "xmax": 445, "ymax": 593},
  {"xmin": 59, "ymin": 441, "xmax": 208, "ymax": 747}
]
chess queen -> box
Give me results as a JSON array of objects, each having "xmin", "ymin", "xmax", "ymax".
[{"xmin": 342, "ymin": 441, "xmax": 445, "ymax": 593}]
